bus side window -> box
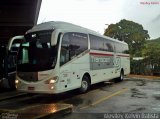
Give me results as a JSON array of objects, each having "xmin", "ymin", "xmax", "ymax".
[
  {"xmin": 60, "ymin": 34, "xmax": 70, "ymax": 66},
  {"xmin": 69, "ymin": 33, "xmax": 88, "ymax": 58},
  {"xmin": 60, "ymin": 32, "xmax": 88, "ymax": 66}
]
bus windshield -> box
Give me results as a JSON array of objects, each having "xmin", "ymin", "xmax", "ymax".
[{"xmin": 17, "ymin": 30, "xmax": 58, "ymax": 72}]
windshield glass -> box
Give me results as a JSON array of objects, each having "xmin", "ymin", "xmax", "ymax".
[{"xmin": 17, "ymin": 30, "xmax": 58, "ymax": 72}]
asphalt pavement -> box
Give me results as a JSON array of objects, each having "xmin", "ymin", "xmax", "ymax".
[{"xmin": 0, "ymin": 77, "xmax": 160, "ymax": 119}]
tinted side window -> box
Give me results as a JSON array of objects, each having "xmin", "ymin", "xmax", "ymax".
[
  {"xmin": 69, "ymin": 33, "xmax": 88, "ymax": 59},
  {"xmin": 122, "ymin": 44, "xmax": 129, "ymax": 54},
  {"xmin": 115, "ymin": 43, "xmax": 129, "ymax": 53},
  {"xmin": 104, "ymin": 39, "xmax": 114, "ymax": 52},
  {"xmin": 90, "ymin": 34, "xmax": 114, "ymax": 52},
  {"xmin": 90, "ymin": 35, "xmax": 103, "ymax": 50},
  {"xmin": 115, "ymin": 43, "xmax": 122, "ymax": 53},
  {"xmin": 60, "ymin": 32, "xmax": 88, "ymax": 66},
  {"xmin": 60, "ymin": 34, "xmax": 70, "ymax": 66}
]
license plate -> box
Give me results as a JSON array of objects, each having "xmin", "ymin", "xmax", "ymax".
[{"xmin": 28, "ymin": 86, "xmax": 35, "ymax": 90}]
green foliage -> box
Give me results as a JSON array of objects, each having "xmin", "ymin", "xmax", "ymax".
[
  {"xmin": 130, "ymin": 60, "xmax": 146, "ymax": 75},
  {"xmin": 146, "ymin": 37, "xmax": 160, "ymax": 47},
  {"xmin": 142, "ymin": 37, "xmax": 160, "ymax": 74},
  {"xmin": 104, "ymin": 19, "xmax": 150, "ymax": 57},
  {"xmin": 130, "ymin": 37, "xmax": 160, "ymax": 75}
]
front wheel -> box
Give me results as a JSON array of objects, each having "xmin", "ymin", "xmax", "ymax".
[{"xmin": 79, "ymin": 76, "xmax": 90, "ymax": 93}]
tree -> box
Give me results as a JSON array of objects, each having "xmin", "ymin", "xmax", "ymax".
[
  {"xmin": 142, "ymin": 40, "xmax": 160, "ymax": 75},
  {"xmin": 104, "ymin": 19, "xmax": 150, "ymax": 57}
]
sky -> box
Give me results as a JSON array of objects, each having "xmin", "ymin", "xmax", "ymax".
[{"xmin": 38, "ymin": 0, "xmax": 160, "ymax": 39}]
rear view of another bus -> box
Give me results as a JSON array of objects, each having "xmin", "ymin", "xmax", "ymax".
[{"xmin": 0, "ymin": 36, "xmax": 23, "ymax": 90}]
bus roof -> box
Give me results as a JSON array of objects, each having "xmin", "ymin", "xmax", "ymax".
[{"xmin": 27, "ymin": 21, "xmax": 127, "ymax": 45}]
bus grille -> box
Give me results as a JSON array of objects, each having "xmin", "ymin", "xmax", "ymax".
[{"xmin": 17, "ymin": 72, "xmax": 38, "ymax": 82}]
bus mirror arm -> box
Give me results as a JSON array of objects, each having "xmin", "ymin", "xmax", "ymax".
[{"xmin": 7, "ymin": 35, "xmax": 24, "ymax": 51}]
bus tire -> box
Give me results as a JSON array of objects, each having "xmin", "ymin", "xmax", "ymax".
[
  {"xmin": 118, "ymin": 70, "xmax": 124, "ymax": 82},
  {"xmin": 79, "ymin": 75, "xmax": 90, "ymax": 93},
  {"xmin": 115, "ymin": 70, "xmax": 124, "ymax": 82}
]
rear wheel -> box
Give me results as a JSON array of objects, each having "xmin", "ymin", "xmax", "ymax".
[
  {"xmin": 119, "ymin": 70, "xmax": 124, "ymax": 81},
  {"xmin": 115, "ymin": 70, "xmax": 124, "ymax": 82},
  {"xmin": 79, "ymin": 75, "xmax": 90, "ymax": 93}
]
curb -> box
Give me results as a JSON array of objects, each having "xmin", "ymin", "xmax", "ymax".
[
  {"xmin": 0, "ymin": 103, "xmax": 73, "ymax": 119},
  {"xmin": 124, "ymin": 77, "xmax": 160, "ymax": 82},
  {"xmin": 0, "ymin": 92, "xmax": 27, "ymax": 101}
]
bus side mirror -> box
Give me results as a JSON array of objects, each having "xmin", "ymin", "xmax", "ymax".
[
  {"xmin": 51, "ymin": 29, "xmax": 61, "ymax": 46},
  {"xmin": 7, "ymin": 36, "xmax": 24, "ymax": 51}
]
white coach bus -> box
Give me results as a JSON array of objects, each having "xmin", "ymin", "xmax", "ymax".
[{"xmin": 15, "ymin": 21, "xmax": 130, "ymax": 94}]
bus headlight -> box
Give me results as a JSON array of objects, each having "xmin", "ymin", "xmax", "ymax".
[
  {"xmin": 50, "ymin": 76, "xmax": 59, "ymax": 84},
  {"xmin": 50, "ymin": 86, "xmax": 54, "ymax": 89},
  {"xmin": 15, "ymin": 79, "xmax": 20, "ymax": 89},
  {"xmin": 45, "ymin": 76, "xmax": 59, "ymax": 84},
  {"xmin": 49, "ymin": 79, "xmax": 56, "ymax": 84},
  {"xmin": 15, "ymin": 79, "xmax": 19, "ymax": 84}
]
